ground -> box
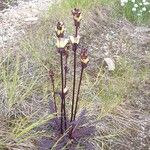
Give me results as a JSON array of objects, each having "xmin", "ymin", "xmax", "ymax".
[{"xmin": 0, "ymin": 1, "xmax": 150, "ymax": 150}]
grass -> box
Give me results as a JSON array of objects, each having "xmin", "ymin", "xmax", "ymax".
[{"xmin": 0, "ymin": 0, "xmax": 150, "ymax": 149}]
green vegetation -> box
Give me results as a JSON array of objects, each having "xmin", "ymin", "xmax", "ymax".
[{"xmin": 119, "ymin": 0, "xmax": 150, "ymax": 24}]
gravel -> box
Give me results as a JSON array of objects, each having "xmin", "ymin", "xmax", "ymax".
[{"xmin": 0, "ymin": 0, "xmax": 56, "ymax": 52}]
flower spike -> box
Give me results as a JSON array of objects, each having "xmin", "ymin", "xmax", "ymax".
[
  {"xmin": 72, "ymin": 8, "xmax": 82, "ymax": 27},
  {"xmin": 80, "ymin": 48, "xmax": 89, "ymax": 68}
]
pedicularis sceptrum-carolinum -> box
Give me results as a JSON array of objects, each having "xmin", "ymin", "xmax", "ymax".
[{"xmin": 49, "ymin": 8, "xmax": 89, "ymax": 136}]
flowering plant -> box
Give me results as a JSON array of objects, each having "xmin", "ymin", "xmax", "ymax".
[
  {"xmin": 120, "ymin": 0, "xmax": 150, "ymax": 24},
  {"xmin": 49, "ymin": 8, "xmax": 90, "ymax": 136}
]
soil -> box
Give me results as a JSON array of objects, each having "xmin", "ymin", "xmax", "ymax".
[
  {"xmin": 0, "ymin": 2, "xmax": 149, "ymax": 149},
  {"xmin": 0, "ymin": 0, "xmax": 56, "ymax": 53},
  {"xmin": 81, "ymin": 7, "xmax": 150, "ymax": 150}
]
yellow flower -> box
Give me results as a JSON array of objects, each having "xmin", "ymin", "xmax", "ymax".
[
  {"xmin": 56, "ymin": 38, "xmax": 69, "ymax": 49},
  {"xmin": 72, "ymin": 8, "xmax": 82, "ymax": 22},
  {"xmin": 80, "ymin": 48, "xmax": 89, "ymax": 66},
  {"xmin": 81, "ymin": 57, "xmax": 89, "ymax": 65},
  {"xmin": 70, "ymin": 35, "xmax": 80, "ymax": 44},
  {"xmin": 73, "ymin": 15, "xmax": 82, "ymax": 22}
]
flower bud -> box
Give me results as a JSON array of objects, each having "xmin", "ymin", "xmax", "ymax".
[
  {"xmin": 80, "ymin": 48, "xmax": 89, "ymax": 67},
  {"xmin": 72, "ymin": 8, "xmax": 82, "ymax": 27},
  {"xmin": 55, "ymin": 22, "xmax": 65, "ymax": 38}
]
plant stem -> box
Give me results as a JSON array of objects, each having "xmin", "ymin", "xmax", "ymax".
[
  {"xmin": 70, "ymin": 26, "xmax": 78, "ymax": 122},
  {"xmin": 60, "ymin": 52, "xmax": 64, "ymax": 134},
  {"xmin": 75, "ymin": 26, "xmax": 78, "ymax": 37},
  {"xmin": 64, "ymin": 54, "xmax": 68, "ymax": 87},
  {"xmin": 64, "ymin": 54, "xmax": 68, "ymax": 129},
  {"xmin": 70, "ymin": 48, "xmax": 77, "ymax": 122},
  {"xmin": 64, "ymin": 96, "xmax": 67, "ymax": 130},
  {"xmin": 73, "ymin": 66, "xmax": 84, "ymax": 121},
  {"xmin": 60, "ymin": 52, "xmax": 67, "ymax": 133},
  {"xmin": 50, "ymin": 76, "xmax": 57, "ymax": 113}
]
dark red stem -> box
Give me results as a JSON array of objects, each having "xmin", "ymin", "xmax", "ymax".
[
  {"xmin": 75, "ymin": 25, "xmax": 78, "ymax": 37},
  {"xmin": 63, "ymin": 94, "xmax": 67, "ymax": 130},
  {"xmin": 70, "ymin": 26, "xmax": 78, "ymax": 122},
  {"xmin": 70, "ymin": 50, "xmax": 76, "ymax": 122},
  {"xmin": 60, "ymin": 52, "xmax": 64, "ymax": 134},
  {"xmin": 50, "ymin": 76, "xmax": 57, "ymax": 113},
  {"xmin": 73, "ymin": 66, "xmax": 84, "ymax": 121},
  {"xmin": 60, "ymin": 52, "xmax": 67, "ymax": 133},
  {"xmin": 64, "ymin": 55, "xmax": 68, "ymax": 87}
]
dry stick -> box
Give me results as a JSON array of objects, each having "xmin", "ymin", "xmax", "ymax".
[
  {"xmin": 70, "ymin": 26, "xmax": 78, "ymax": 122},
  {"xmin": 73, "ymin": 65, "xmax": 84, "ymax": 121}
]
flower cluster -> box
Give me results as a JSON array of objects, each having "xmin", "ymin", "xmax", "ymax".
[{"xmin": 120, "ymin": 0, "xmax": 150, "ymax": 17}]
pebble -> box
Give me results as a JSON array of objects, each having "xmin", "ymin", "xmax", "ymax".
[
  {"xmin": 0, "ymin": 0, "xmax": 55, "ymax": 50},
  {"xmin": 104, "ymin": 57, "xmax": 115, "ymax": 71}
]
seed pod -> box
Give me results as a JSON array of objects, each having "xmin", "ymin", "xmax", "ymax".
[
  {"xmin": 80, "ymin": 48, "xmax": 89, "ymax": 68},
  {"xmin": 72, "ymin": 8, "xmax": 82, "ymax": 27},
  {"xmin": 55, "ymin": 22, "xmax": 65, "ymax": 38}
]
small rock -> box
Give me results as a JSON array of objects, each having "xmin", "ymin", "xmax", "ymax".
[
  {"xmin": 135, "ymin": 27, "xmax": 150, "ymax": 33},
  {"xmin": 104, "ymin": 58, "xmax": 115, "ymax": 71},
  {"xmin": 24, "ymin": 17, "xmax": 38, "ymax": 22},
  {"xmin": 0, "ymin": 2, "xmax": 8, "ymax": 11}
]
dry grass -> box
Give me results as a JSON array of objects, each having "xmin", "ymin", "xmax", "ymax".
[{"xmin": 0, "ymin": 0, "xmax": 149, "ymax": 149}]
